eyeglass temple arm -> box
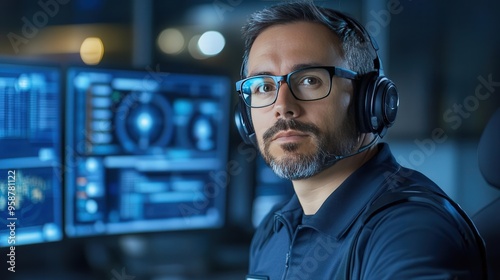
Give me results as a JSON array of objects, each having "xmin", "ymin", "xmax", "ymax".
[{"xmin": 334, "ymin": 67, "xmax": 359, "ymax": 80}]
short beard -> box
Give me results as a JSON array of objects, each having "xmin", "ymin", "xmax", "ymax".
[{"xmin": 260, "ymin": 116, "xmax": 359, "ymax": 180}]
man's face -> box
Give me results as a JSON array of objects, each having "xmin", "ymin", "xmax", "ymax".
[{"xmin": 247, "ymin": 21, "xmax": 359, "ymax": 180}]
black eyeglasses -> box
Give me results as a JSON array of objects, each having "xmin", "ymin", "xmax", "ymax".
[{"xmin": 235, "ymin": 66, "xmax": 358, "ymax": 108}]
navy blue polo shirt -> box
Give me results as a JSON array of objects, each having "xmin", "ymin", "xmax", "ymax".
[{"xmin": 248, "ymin": 143, "xmax": 484, "ymax": 280}]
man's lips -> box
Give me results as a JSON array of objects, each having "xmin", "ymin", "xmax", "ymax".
[{"xmin": 272, "ymin": 130, "xmax": 309, "ymax": 142}]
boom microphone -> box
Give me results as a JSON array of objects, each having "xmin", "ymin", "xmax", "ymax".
[{"xmin": 322, "ymin": 135, "xmax": 379, "ymax": 167}]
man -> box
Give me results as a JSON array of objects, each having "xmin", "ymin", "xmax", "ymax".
[{"xmin": 234, "ymin": 1, "xmax": 486, "ymax": 279}]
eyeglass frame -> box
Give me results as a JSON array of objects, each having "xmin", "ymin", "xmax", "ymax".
[{"xmin": 235, "ymin": 66, "xmax": 359, "ymax": 108}]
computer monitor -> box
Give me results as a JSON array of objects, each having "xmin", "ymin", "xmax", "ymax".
[
  {"xmin": 65, "ymin": 67, "xmax": 230, "ymax": 237},
  {"xmin": 252, "ymin": 155, "xmax": 294, "ymax": 228},
  {"xmin": 0, "ymin": 63, "xmax": 63, "ymax": 246}
]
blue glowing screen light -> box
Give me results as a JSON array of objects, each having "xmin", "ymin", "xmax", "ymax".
[
  {"xmin": 65, "ymin": 67, "xmax": 231, "ymax": 237},
  {"xmin": 0, "ymin": 63, "xmax": 63, "ymax": 247}
]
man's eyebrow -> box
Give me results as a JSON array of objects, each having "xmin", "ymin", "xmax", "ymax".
[
  {"xmin": 291, "ymin": 63, "xmax": 322, "ymax": 71},
  {"xmin": 247, "ymin": 63, "xmax": 324, "ymax": 77},
  {"xmin": 248, "ymin": 70, "xmax": 272, "ymax": 77}
]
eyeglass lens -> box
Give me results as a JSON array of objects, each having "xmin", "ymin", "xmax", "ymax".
[{"xmin": 242, "ymin": 67, "xmax": 331, "ymax": 107}]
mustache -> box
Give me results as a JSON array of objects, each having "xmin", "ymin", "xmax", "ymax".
[{"xmin": 262, "ymin": 119, "xmax": 321, "ymax": 143}]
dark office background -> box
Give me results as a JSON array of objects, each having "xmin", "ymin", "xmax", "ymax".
[{"xmin": 0, "ymin": 0, "xmax": 499, "ymax": 279}]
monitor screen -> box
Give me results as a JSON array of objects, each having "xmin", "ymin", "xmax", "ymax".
[
  {"xmin": 0, "ymin": 63, "xmax": 63, "ymax": 246},
  {"xmin": 65, "ymin": 67, "xmax": 230, "ymax": 237}
]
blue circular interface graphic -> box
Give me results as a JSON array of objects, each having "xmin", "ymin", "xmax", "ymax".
[{"xmin": 115, "ymin": 92, "xmax": 173, "ymax": 153}]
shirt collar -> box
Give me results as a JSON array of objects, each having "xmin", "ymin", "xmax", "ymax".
[
  {"xmin": 273, "ymin": 194, "xmax": 302, "ymax": 235},
  {"xmin": 273, "ymin": 143, "xmax": 401, "ymax": 240}
]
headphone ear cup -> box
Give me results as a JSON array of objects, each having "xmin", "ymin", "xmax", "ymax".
[
  {"xmin": 356, "ymin": 72, "xmax": 399, "ymax": 137},
  {"xmin": 356, "ymin": 71, "xmax": 377, "ymax": 134},
  {"xmin": 376, "ymin": 77, "xmax": 399, "ymax": 133},
  {"xmin": 234, "ymin": 100, "xmax": 257, "ymax": 146}
]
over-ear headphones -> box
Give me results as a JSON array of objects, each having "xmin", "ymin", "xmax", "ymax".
[
  {"xmin": 234, "ymin": 9, "xmax": 399, "ymax": 146},
  {"xmin": 234, "ymin": 98, "xmax": 256, "ymax": 146},
  {"xmin": 356, "ymin": 69, "xmax": 398, "ymax": 137},
  {"xmin": 341, "ymin": 12, "xmax": 399, "ymax": 137}
]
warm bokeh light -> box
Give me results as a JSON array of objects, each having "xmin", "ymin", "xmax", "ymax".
[
  {"xmin": 188, "ymin": 34, "xmax": 206, "ymax": 60},
  {"xmin": 157, "ymin": 28, "xmax": 185, "ymax": 55},
  {"xmin": 80, "ymin": 37, "xmax": 104, "ymax": 65}
]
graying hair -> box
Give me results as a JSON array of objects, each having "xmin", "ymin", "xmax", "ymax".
[{"xmin": 240, "ymin": 1, "xmax": 376, "ymax": 78}]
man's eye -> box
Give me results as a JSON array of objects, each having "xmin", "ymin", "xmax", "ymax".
[
  {"xmin": 301, "ymin": 77, "xmax": 321, "ymax": 86},
  {"xmin": 255, "ymin": 83, "xmax": 275, "ymax": 93}
]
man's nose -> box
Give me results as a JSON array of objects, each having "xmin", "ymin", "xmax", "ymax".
[{"xmin": 273, "ymin": 82, "xmax": 301, "ymax": 119}]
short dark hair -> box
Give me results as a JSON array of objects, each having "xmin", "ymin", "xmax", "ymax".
[{"xmin": 240, "ymin": 1, "xmax": 376, "ymax": 78}]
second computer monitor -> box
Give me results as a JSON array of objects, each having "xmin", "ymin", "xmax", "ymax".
[{"xmin": 65, "ymin": 67, "xmax": 230, "ymax": 237}]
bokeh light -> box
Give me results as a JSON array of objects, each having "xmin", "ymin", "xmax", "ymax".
[
  {"xmin": 157, "ymin": 28, "xmax": 185, "ymax": 55},
  {"xmin": 197, "ymin": 31, "xmax": 225, "ymax": 56},
  {"xmin": 80, "ymin": 37, "xmax": 104, "ymax": 65}
]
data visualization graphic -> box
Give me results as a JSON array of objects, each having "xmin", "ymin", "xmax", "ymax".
[
  {"xmin": 0, "ymin": 63, "xmax": 63, "ymax": 246},
  {"xmin": 65, "ymin": 68, "xmax": 230, "ymax": 236}
]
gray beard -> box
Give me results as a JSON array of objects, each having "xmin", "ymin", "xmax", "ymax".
[
  {"xmin": 269, "ymin": 148, "xmax": 323, "ymax": 180},
  {"xmin": 261, "ymin": 118, "xmax": 358, "ymax": 180}
]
